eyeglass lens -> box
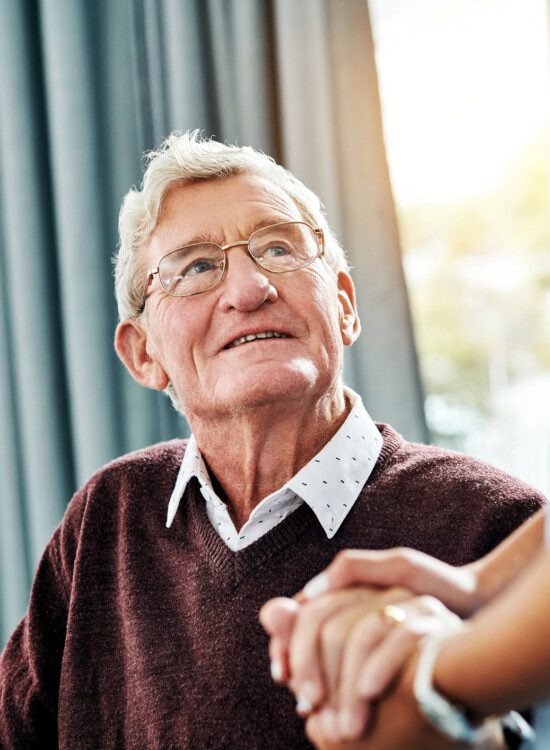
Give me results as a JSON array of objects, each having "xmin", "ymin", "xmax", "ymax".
[{"xmin": 158, "ymin": 222, "xmax": 319, "ymax": 297}]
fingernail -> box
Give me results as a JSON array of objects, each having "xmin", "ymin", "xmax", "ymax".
[
  {"xmin": 270, "ymin": 659, "xmax": 282, "ymax": 682},
  {"xmin": 296, "ymin": 695, "xmax": 313, "ymax": 716},
  {"xmin": 338, "ymin": 708, "xmax": 363, "ymax": 740},
  {"xmin": 303, "ymin": 573, "xmax": 329, "ymax": 599}
]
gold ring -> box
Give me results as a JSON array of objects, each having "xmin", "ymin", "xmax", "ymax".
[{"xmin": 380, "ymin": 604, "xmax": 406, "ymax": 626}]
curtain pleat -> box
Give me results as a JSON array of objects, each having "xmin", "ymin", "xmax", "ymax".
[
  {"xmin": 39, "ymin": 0, "xmax": 123, "ymax": 478},
  {"xmin": 0, "ymin": 0, "xmax": 75, "ymax": 564},
  {"xmin": 0, "ymin": 0, "xmax": 427, "ymax": 646},
  {"xmin": 0, "ymin": 0, "xmax": 71, "ymax": 644},
  {"xmin": 162, "ymin": 0, "xmax": 215, "ymax": 136},
  {"xmin": 0, "ymin": 189, "xmax": 33, "ymax": 648},
  {"xmin": 329, "ymin": 1, "xmax": 427, "ymax": 436},
  {"xmin": 273, "ymin": 0, "xmax": 427, "ymax": 438}
]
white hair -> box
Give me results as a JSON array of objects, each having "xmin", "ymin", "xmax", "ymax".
[
  {"xmin": 114, "ymin": 130, "xmax": 349, "ymax": 321},
  {"xmin": 114, "ymin": 130, "xmax": 350, "ymax": 412}
]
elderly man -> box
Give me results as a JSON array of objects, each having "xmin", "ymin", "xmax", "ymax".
[{"xmin": 0, "ymin": 132, "xmax": 544, "ymax": 749}]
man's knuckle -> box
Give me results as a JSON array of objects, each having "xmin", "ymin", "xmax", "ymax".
[
  {"xmin": 348, "ymin": 616, "xmax": 376, "ymax": 652},
  {"xmin": 320, "ymin": 619, "xmax": 345, "ymax": 651},
  {"xmin": 388, "ymin": 584, "xmax": 412, "ymax": 602},
  {"xmin": 332, "ymin": 549, "xmax": 353, "ymax": 575},
  {"xmin": 418, "ymin": 594, "xmax": 445, "ymax": 614}
]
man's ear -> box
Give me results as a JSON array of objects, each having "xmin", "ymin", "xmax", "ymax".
[
  {"xmin": 114, "ymin": 319, "xmax": 169, "ymax": 391},
  {"xmin": 337, "ymin": 271, "xmax": 361, "ymax": 346}
]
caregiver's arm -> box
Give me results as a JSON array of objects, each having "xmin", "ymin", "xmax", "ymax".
[
  {"xmin": 302, "ymin": 508, "xmax": 547, "ymax": 616},
  {"xmin": 431, "ymin": 543, "xmax": 550, "ymax": 718}
]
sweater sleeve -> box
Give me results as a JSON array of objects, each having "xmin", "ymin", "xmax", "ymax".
[{"xmin": 0, "ymin": 494, "xmax": 83, "ymax": 749}]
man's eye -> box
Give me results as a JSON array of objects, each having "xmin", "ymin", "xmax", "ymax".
[
  {"xmin": 182, "ymin": 259, "xmax": 218, "ymax": 276},
  {"xmin": 264, "ymin": 244, "xmax": 291, "ymax": 258}
]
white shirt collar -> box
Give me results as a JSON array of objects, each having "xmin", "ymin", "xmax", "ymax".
[{"xmin": 166, "ymin": 388, "xmax": 382, "ymax": 546}]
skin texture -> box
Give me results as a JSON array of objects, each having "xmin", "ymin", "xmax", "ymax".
[
  {"xmin": 304, "ymin": 653, "xmax": 465, "ymax": 750},
  {"xmin": 260, "ymin": 589, "xmax": 461, "ymax": 744},
  {"xmin": 260, "ymin": 510, "xmax": 547, "ymax": 747},
  {"xmin": 115, "ymin": 174, "xmax": 360, "ymax": 529}
]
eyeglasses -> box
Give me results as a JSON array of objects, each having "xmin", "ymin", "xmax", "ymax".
[{"xmin": 140, "ymin": 221, "xmax": 324, "ymax": 309}]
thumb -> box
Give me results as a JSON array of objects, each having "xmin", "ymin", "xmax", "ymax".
[
  {"xmin": 259, "ymin": 596, "xmax": 299, "ymax": 639},
  {"xmin": 259, "ymin": 597, "xmax": 301, "ymax": 684}
]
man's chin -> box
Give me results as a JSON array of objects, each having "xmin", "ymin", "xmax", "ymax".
[{"xmin": 207, "ymin": 363, "xmax": 323, "ymax": 414}]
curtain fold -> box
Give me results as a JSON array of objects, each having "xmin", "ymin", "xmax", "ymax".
[
  {"xmin": 0, "ymin": 0, "xmax": 426, "ymax": 646},
  {"xmin": 0, "ymin": 0, "xmax": 74, "ymax": 581},
  {"xmin": 326, "ymin": 1, "xmax": 427, "ymax": 433}
]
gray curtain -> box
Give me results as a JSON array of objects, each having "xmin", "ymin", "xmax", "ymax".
[{"xmin": 0, "ymin": 0, "xmax": 426, "ymax": 647}]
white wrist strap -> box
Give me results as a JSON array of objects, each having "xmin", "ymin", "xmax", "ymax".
[{"xmin": 414, "ymin": 633, "xmax": 535, "ymax": 745}]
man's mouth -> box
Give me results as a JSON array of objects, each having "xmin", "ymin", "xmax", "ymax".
[{"xmin": 225, "ymin": 331, "xmax": 290, "ymax": 349}]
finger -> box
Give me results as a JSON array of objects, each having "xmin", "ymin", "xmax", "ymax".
[
  {"xmin": 354, "ymin": 598, "xmax": 462, "ymax": 702},
  {"xmin": 268, "ymin": 635, "xmax": 288, "ymax": 683},
  {"xmin": 259, "ymin": 597, "xmax": 300, "ymax": 683},
  {"xmin": 318, "ymin": 603, "xmax": 370, "ymax": 708},
  {"xmin": 301, "ymin": 549, "xmax": 416, "ymax": 599},
  {"xmin": 305, "ymin": 711, "xmax": 328, "ymax": 749},
  {"xmin": 306, "ymin": 708, "xmax": 370, "ymax": 750},
  {"xmin": 356, "ymin": 621, "xmax": 418, "ymax": 700},
  {"xmin": 259, "ymin": 596, "xmax": 300, "ymax": 637},
  {"xmin": 332, "ymin": 611, "xmax": 390, "ymax": 741},
  {"xmin": 311, "ymin": 590, "xmax": 412, "ymax": 742},
  {"xmin": 288, "ymin": 589, "xmax": 375, "ymax": 711},
  {"xmin": 301, "ymin": 549, "xmax": 475, "ymax": 616}
]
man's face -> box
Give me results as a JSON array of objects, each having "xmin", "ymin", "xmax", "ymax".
[{"xmin": 137, "ymin": 174, "xmax": 359, "ymax": 419}]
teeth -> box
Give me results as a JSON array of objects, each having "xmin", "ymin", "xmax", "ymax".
[{"xmin": 228, "ymin": 331, "xmax": 288, "ymax": 348}]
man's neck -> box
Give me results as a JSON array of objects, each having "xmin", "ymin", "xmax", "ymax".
[{"xmin": 188, "ymin": 387, "xmax": 350, "ymax": 530}]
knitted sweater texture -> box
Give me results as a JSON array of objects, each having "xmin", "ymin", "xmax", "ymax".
[{"xmin": 0, "ymin": 424, "xmax": 545, "ymax": 749}]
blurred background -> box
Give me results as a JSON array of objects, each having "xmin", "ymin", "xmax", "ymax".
[
  {"xmin": 0, "ymin": 0, "xmax": 548, "ymax": 647},
  {"xmin": 370, "ymin": 0, "xmax": 550, "ymax": 497}
]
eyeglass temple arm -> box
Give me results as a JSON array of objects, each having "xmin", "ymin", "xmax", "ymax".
[
  {"xmin": 138, "ymin": 268, "xmax": 159, "ymax": 314},
  {"xmin": 314, "ymin": 228, "xmax": 325, "ymax": 255},
  {"xmin": 146, "ymin": 267, "xmax": 159, "ymax": 285}
]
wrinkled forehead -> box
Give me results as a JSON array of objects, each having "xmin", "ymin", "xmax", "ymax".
[{"xmin": 145, "ymin": 174, "xmax": 305, "ymax": 263}]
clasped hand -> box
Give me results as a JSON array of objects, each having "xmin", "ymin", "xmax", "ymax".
[{"xmin": 259, "ymin": 549, "xmax": 472, "ymax": 748}]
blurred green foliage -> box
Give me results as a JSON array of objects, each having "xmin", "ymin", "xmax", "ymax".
[{"xmin": 401, "ymin": 132, "xmax": 550, "ymax": 415}]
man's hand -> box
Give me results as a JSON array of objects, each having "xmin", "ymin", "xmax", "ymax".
[
  {"xmin": 259, "ymin": 586, "xmax": 461, "ymax": 743},
  {"xmin": 303, "ymin": 652, "xmax": 471, "ymax": 750}
]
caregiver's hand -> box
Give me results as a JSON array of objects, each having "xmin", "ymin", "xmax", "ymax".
[{"xmin": 301, "ymin": 548, "xmax": 480, "ymax": 616}]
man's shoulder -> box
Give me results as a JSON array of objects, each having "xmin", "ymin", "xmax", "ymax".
[
  {"xmin": 65, "ymin": 439, "xmax": 189, "ymax": 522},
  {"xmin": 371, "ymin": 423, "xmax": 546, "ymax": 562},
  {"xmin": 378, "ymin": 423, "xmax": 545, "ymax": 500},
  {"xmin": 90, "ymin": 439, "xmax": 188, "ymax": 482}
]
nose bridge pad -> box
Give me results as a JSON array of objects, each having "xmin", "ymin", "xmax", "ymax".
[
  {"xmin": 224, "ymin": 244, "xmax": 265, "ymax": 278},
  {"xmin": 219, "ymin": 245, "xmax": 275, "ymax": 309}
]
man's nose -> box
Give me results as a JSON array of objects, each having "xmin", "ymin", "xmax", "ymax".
[{"xmin": 217, "ymin": 247, "xmax": 278, "ymax": 312}]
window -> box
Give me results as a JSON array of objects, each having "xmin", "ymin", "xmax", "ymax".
[{"xmin": 370, "ymin": 0, "xmax": 550, "ymax": 495}]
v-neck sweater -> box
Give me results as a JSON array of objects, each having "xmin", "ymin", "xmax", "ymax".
[{"xmin": 0, "ymin": 424, "xmax": 545, "ymax": 749}]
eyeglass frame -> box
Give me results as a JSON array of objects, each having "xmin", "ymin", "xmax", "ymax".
[{"xmin": 139, "ymin": 220, "xmax": 325, "ymax": 311}]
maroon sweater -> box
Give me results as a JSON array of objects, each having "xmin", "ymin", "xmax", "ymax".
[{"xmin": 0, "ymin": 425, "xmax": 545, "ymax": 749}]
